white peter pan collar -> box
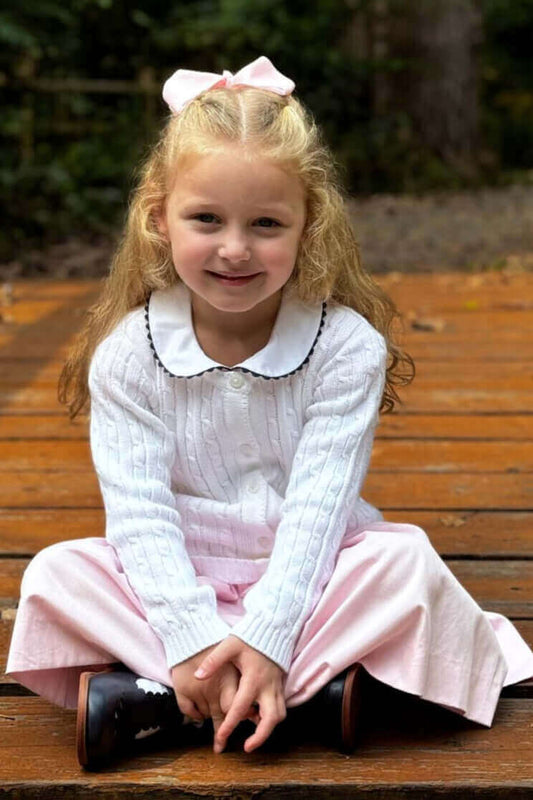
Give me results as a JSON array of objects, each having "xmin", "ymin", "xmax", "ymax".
[{"xmin": 145, "ymin": 281, "xmax": 326, "ymax": 379}]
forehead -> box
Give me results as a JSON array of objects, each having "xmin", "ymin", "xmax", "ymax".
[{"xmin": 168, "ymin": 147, "xmax": 305, "ymax": 207}]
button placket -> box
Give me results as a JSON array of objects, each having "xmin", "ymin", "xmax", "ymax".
[{"xmin": 228, "ymin": 372, "xmax": 245, "ymax": 390}]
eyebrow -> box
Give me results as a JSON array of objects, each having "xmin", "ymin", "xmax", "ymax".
[{"xmin": 180, "ymin": 199, "xmax": 297, "ymax": 215}]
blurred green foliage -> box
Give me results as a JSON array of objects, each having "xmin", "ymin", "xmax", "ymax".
[{"xmin": 1, "ymin": 0, "xmax": 532, "ymax": 259}]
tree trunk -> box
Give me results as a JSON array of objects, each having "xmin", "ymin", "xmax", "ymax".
[{"xmin": 407, "ymin": 0, "xmax": 483, "ymax": 175}]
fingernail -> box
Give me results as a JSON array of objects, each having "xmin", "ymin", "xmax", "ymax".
[{"xmin": 194, "ymin": 668, "xmax": 206, "ymax": 678}]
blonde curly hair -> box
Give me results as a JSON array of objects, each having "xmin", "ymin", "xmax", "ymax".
[{"xmin": 59, "ymin": 85, "xmax": 414, "ymax": 418}]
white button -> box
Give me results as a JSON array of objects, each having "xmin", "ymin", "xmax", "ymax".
[
  {"xmin": 239, "ymin": 443, "xmax": 254, "ymax": 457},
  {"xmin": 229, "ymin": 373, "xmax": 245, "ymax": 389},
  {"xmin": 248, "ymin": 479, "xmax": 260, "ymax": 493}
]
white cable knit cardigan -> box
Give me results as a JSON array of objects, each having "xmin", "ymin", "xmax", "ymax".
[{"xmin": 89, "ymin": 282, "xmax": 387, "ymax": 672}]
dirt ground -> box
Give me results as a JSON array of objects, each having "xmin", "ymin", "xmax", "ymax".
[{"xmin": 1, "ymin": 184, "xmax": 532, "ymax": 279}]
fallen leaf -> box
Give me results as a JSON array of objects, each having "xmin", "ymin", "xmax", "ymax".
[
  {"xmin": 439, "ymin": 514, "xmax": 467, "ymax": 528},
  {"xmin": 409, "ymin": 316, "xmax": 447, "ymax": 332}
]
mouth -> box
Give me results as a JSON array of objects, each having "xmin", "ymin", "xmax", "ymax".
[{"xmin": 207, "ymin": 271, "xmax": 261, "ymax": 286}]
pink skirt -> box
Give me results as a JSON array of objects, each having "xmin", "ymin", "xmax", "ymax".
[{"xmin": 6, "ymin": 522, "xmax": 533, "ymax": 727}]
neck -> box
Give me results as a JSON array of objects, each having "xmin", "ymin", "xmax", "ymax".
[{"xmin": 191, "ymin": 291, "xmax": 283, "ymax": 366}]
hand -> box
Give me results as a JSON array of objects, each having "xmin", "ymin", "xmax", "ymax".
[
  {"xmin": 171, "ymin": 645, "xmax": 240, "ymax": 743},
  {"xmin": 194, "ymin": 634, "xmax": 286, "ymax": 754}
]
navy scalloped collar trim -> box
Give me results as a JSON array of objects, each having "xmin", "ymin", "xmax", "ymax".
[{"xmin": 144, "ymin": 285, "xmax": 327, "ymax": 381}]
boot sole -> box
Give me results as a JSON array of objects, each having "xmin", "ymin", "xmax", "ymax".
[
  {"xmin": 76, "ymin": 668, "xmax": 115, "ymax": 768},
  {"xmin": 341, "ymin": 663, "xmax": 364, "ymax": 752}
]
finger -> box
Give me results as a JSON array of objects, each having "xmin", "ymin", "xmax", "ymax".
[
  {"xmin": 175, "ymin": 694, "xmax": 205, "ymax": 723},
  {"xmin": 195, "ymin": 639, "xmax": 237, "ymax": 680},
  {"xmin": 214, "ymin": 686, "xmax": 256, "ymax": 753},
  {"xmin": 210, "ymin": 709, "xmax": 225, "ymax": 743},
  {"xmin": 219, "ymin": 674, "xmax": 239, "ymax": 717},
  {"xmin": 244, "ymin": 702, "xmax": 286, "ymax": 753}
]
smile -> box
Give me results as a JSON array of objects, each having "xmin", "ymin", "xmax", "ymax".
[{"xmin": 207, "ymin": 271, "xmax": 261, "ymax": 285}]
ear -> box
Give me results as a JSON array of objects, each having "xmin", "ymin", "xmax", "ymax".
[{"xmin": 153, "ymin": 204, "xmax": 169, "ymax": 238}]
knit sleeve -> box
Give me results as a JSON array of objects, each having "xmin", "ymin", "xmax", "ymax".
[
  {"xmin": 88, "ymin": 332, "xmax": 231, "ymax": 668},
  {"xmin": 230, "ymin": 320, "xmax": 387, "ymax": 672}
]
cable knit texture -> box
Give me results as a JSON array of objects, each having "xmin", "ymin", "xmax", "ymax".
[{"xmin": 88, "ymin": 287, "xmax": 387, "ymax": 672}]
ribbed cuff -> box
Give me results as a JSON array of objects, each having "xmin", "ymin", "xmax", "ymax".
[
  {"xmin": 230, "ymin": 613, "xmax": 296, "ymax": 673},
  {"xmin": 155, "ymin": 611, "xmax": 232, "ymax": 669}
]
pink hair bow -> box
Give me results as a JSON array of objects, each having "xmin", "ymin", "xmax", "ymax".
[{"xmin": 162, "ymin": 56, "xmax": 295, "ymax": 114}]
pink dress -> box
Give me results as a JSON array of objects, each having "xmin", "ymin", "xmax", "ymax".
[{"xmin": 6, "ymin": 524, "xmax": 533, "ymax": 726}]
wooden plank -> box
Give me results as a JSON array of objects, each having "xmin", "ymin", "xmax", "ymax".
[
  {"xmin": 2, "ymin": 337, "xmax": 529, "ymax": 362},
  {"xmin": 3, "ymin": 374, "xmax": 532, "ymax": 413},
  {"xmin": 371, "ymin": 441, "xmax": 533, "ymax": 472},
  {"xmin": 0, "ymin": 560, "xmax": 27, "ymax": 600},
  {"xmin": 0, "ymin": 415, "xmax": 88, "ymax": 439},
  {"xmin": 0, "ymin": 472, "xmax": 101, "ymax": 507},
  {"xmin": 404, "ymin": 341, "xmax": 533, "ymax": 360},
  {"xmin": 0, "ymin": 697, "xmax": 532, "ymax": 797},
  {"xmin": 0, "ymin": 439, "xmax": 531, "ymax": 474},
  {"xmin": 5, "ymin": 272, "xmax": 531, "ymax": 312},
  {"xmin": 0, "ymin": 471, "xmax": 530, "ymax": 509},
  {"xmin": 0, "ymin": 510, "xmax": 531, "ymax": 558},
  {"xmin": 0, "ymin": 441, "xmax": 93, "ymax": 471},
  {"xmin": 364, "ymin": 473, "xmax": 533, "ymax": 509},
  {"xmin": 380, "ymin": 271, "xmax": 533, "ymax": 311},
  {"xmin": 446, "ymin": 560, "xmax": 533, "ymax": 617},
  {"xmin": 0, "ymin": 280, "xmax": 100, "ymax": 301},
  {"xmin": 4, "ymin": 413, "xmax": 532, "ymax": 442},
  {"xmin": 385, "ymin": 511, "xmax": 533, "ymax": 557},
  {"xmin": 1, "ymin": 559, "xmax": 530, "ymax": 617},
  {"xmin": 1, "ymin": 619, "xmax": 532, "ymax": 691},
  {"xmin": 399, "ymin": 386, "xmax": 533, "ymax": 413},
  {"xmin": 2, "ymin": 358, "xmax": 532, "ymax": 383},
  {"xmin": 378, "ymin": 414, "xmax": 533, "ymax": 440},
  {"xmin": 0, "ymin": 510, "xmax": 104, "ymax": 554},
  {"xmin": 3, "ymin": 384, "xmax": 533, "ymax": 413}
]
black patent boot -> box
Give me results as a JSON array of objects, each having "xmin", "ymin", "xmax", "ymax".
[
  {"xmin": 278, "ymin": 663, "xmax": 364, "ymax": 753},
  {"xmin": 77, "ymin": 667, "xmax": 207, "ymax": 770}
]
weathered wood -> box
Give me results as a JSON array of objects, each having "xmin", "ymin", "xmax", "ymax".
[
  {"xmin": 1, "ymin": 413, "xmax": 531, "ymax": 441},
  {"xmin": 379, "ymin": 414, "xmax": 533, "ymax": 440},
  {"xmin": 0, "ymin": 509, "xmax": 531, "ymax": 558},
  {"xmin": 3, "ymin": 357, "xmax": 531, "ymax": 383},
  {"xmin": 371, "ymin": 440, "xmax": 533, "ymax": 472},
  {"xmin": 0, "ymin": 274, "xmax": 531, "ymax": 797},
  {"xmin": 0, "ymin": 697, "xmax": 532, "ymax": 798},
  {"xmin": 0, "ymin": 509, "xmax": 104, "ymax": 554},
  {"xmin": 1, "ymin": 439, "xmax": 532, "ymax": 473},
  {"xmin": 0, "ymin": 415, "xmax": 88, "ymax": 439},
  {"xmin": 385, "ymin": 510, "xmax": 533, "ymax": 557},
  {"xmin": 3, "ymin": 377, "xmax": 532, "ymax": 412},
  {"xmin": 2, "ymin": 620, "xmax": 532, "ymax": 691},
  {"xmin": 446, "ymin": 560, "xmax": 533, "ymax": 617},
  {"xmin": 1, "ymin": 470, "xmax": 531, "ymax": 510},
  {"xmin": 0, "ymin": 470, "xmax": 530, "ymax": 510},
  {"xmin": 364, "ymin": 473, "xmax": 533, "ymax": 509},
  {"xmin": 380, "ymin": 271, "xmax": 533, "ymax": 310},
  {"xmin": 1, "ymin": 559, "xmax": 531, "ymax": 620},
  {"xmin": 0, "ymin": 472, "xmax": 101, "ymax": 507}
]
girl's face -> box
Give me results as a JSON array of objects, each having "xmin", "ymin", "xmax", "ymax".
[{"xmin": 157, "ymin": 146, "xmax": 306, "ymax": 324}]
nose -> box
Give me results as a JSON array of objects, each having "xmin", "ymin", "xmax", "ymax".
[{"xmin": 217, "ymin": 227, "xmax": 251, "ymax": 263}]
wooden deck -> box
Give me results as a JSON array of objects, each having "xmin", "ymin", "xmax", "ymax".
[{"xmin": 0, "ymin": 272, "xmax": 532, "ymax": 798}]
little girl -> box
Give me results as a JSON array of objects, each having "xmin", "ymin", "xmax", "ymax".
[{"xmin": 7, "ymin": 56, "xmax": 533, "ymax": 770}]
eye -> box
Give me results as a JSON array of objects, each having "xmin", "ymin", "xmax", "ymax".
[
  {"xmin": 192, "ymin": 213, "xmax": 219, "ymax": 224},
  {"xmin": 255, "ymin": 217, "xmax": 280, "ymax": 228}
]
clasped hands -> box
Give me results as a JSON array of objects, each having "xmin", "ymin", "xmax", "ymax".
[{"xmin": 171, "ymin": 634, "xmax": 286, "ymax": 754}]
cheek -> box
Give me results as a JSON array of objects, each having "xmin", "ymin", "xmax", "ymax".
[
  {"xmin": 171, "ymin": 232, "xmax": 211, "ymax": 265},
  {"xmin": 262, "ymin": 238, "xmax": 300, "ymax": 268}
]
